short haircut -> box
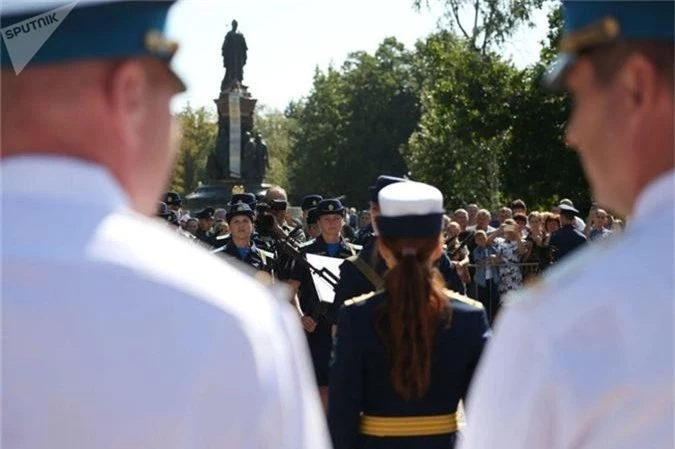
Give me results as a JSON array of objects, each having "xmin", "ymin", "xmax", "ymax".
[
  {"xmin": 510, "ymin": 199, "xmax": 526, "ymax": 210},
  {"xmin": 587, "ymin": 41, "xmax": 674, "ymax": 90}
]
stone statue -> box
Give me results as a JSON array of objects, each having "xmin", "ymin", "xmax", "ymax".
[
  {"xmin": 254, "ymin": 132, "xmax": 270, "ymax": 184},
  {"xmin": 221, "ymin": 19, "xmax": 248, "ymax": 89}
]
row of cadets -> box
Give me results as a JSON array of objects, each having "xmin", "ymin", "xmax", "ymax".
[{"xmin": 328, "ymin": 181, "xmax": 491, "ymax": 449}]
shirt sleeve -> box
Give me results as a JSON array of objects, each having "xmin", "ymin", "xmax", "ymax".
[
  {"xmin": 328, "ymin": 306, "xmax": 363, "ymax": 449},
  {"xmin": 459, "ymin": 304, "xmax": 558, "ymax": 449}
]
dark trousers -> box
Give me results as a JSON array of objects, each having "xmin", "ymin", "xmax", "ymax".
[{"xmin": 477, "ymin": 280, "xmax": 501, "ymax": 326}]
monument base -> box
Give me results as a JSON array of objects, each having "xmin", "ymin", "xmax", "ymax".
[{"xmin": 184, "ymin": 179, "xmax": 272, "ymax": 211}]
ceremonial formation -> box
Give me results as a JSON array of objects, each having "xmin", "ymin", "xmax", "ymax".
[{"xmin": 2, "ymin": 1, "xmax": 673, "ymax": 449}]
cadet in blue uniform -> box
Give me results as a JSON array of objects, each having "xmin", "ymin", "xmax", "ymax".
[
  {"xmin": 548, "ymin": 203, "xmax": 587, "ymax": 263},
  {"xmin": 193, "ymin": 207, "xmax": 217, "ymax": 247},
  {"xmin": 164, "ymin": 191, "xmax": 183, "ymax": 215},
  {"xmin": 288, "ymin": 198, "xmax": 358, "ymax": 410},
  {"xmin": 306, "ymin": 207, "xmax": 322, "ymax": 239},
  {"xmin": 330, "ymin": 175, "xmax": 465, "ymax": 329},
  {"xmin": 329, "ymin": 181, "xmax": 490, "ymax": 449},
  {"xmin": 213, "ymin": 192, "xmax": 260, "ymax": 249},
  {"xmin": 213, "ymin": 203, "xmax": 271, "ymax": 273}
]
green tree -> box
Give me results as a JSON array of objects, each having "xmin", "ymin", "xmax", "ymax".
[
  {"xmin": 288, "ymin": 38, "xmax": 420, "ymax": 206},
  {"xmin": 414, "ymin": 0, "xmax": 544, "ymax": 53},
  {"xmin": 404, "ymin": 31, "xmax": 518, "ymax": 210},
  {"xmin": 500, "ymin": 6, "xmax": 590, "ymax": 212},
  {"xmin": 254, "ymin": 105, "xmax": 297, "ymax": 188},
  {"xmin": 169, "ymin": 105, "xmax": 217, "ymax": 195}
]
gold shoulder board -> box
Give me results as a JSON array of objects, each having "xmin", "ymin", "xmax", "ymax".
[
  {"xmin": 344, "ymin": 290, "xmax": 382, "ymax": 307},
  {"xmin": 444, "ymin": 289, "xmax": 484, "ymax": 309}
]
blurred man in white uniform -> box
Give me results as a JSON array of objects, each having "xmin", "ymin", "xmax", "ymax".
[
  {"xmin": 1, "ymin": 1, "xmax": 329, "ymax": 448},
  {"xmin": 461, "ymin": 2, "xmax": 674, "ymax": 448}
]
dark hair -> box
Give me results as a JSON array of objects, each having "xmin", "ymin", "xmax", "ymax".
[
  {"xmin": 376, "ymin": 235, "xmax": 450, "ymax": 401},
  {"xmin": 513, "ymin": 213, "xmax": 527, "ymax": 224},
  {"xmin": 510, "ymin": 199, "xmax": 527, "ymax": 211},
  {"xmin": 587, "ymin": 41, "xmax": 673, "ymax": 90},
  {"xmin": 544, "ymin": 213, "xmax": 561, "ymax": 230}
]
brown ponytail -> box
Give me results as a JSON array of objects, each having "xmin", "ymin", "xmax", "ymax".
[{"xmin": 376, "ymin": 235, "xmax": 451, "ymax": 401}]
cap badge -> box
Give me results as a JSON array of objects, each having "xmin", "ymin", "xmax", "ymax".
[
  {"xmin": 328, "ymin": 204, "xmax": 334, "ymax": 211},
  {"xmin": 144, "ymin": 30, "xmax": 179, "ymax": 57},
  {"xmin": 561, "ymin": 16, "xmax": 620, "ymax": 53}
]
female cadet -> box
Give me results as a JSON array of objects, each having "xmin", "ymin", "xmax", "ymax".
[
  {"xmin": 288, "ymin": 198, "xmax": 358, "ymax": 411},
  {"xmin": 328, "ymin": 181, "xmax": 490, "ymax": 449},
  {"xmin": 214, "ymin": 202, "xmax": 271, "ymax": 273}
]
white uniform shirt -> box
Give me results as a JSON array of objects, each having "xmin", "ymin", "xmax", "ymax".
[
  {"xmin": 2, "ymin": 156, "xmax": 330, "ymax": 449},
  {"xmin": 461, "ymin": 170, "xmax": 675, "ymax": 449}
]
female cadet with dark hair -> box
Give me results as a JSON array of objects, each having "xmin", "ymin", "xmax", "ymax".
[{"xmin": 328, "ymin": 181, "xmax": 491, "ymax": 449}]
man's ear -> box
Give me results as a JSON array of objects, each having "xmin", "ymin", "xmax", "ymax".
[
  {"xmin": 105, "ymin": 60, "xmax": 149, "ymax": 152},
  {"xmin": 618, "ymin": 53, "xmax": 659, "ymax": 126}
]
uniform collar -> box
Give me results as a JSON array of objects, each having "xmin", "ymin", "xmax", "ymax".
[
  {"xmin": 316, "ymin": 234, "xmax": 348, "ymax": 249},
  {"xmin": 631, "ymin": 169, "xmax": 675, "ymax": 226},
  {"xmin": 1, "ymin": 155, "xmax": 129, "ymax": 210}
]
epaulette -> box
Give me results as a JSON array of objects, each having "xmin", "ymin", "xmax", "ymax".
[
  {"xmin": 258, "ymin": 249, "xmax": 275, "ymax": 260},
  {"xmin": 350, "ymin": 243, "xmax": 363, "ymax": 252},
  {"xmin": 298, "ymin": 239, "xmax": 315, "ymax": 249},
  {"xmin": 344, "ymin": 290, "xmax": 381, "ymax": 307},
  {"xmin": 444, "ymin": 289, "xmax": 484, "ymax": 309}
]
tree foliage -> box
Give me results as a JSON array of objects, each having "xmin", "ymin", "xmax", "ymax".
[
  {"xmin": 500, "ymin": 6, "xmax": 590, "ymax": 211},
  {"xmin": 414, "ymin": 0, "xmax": 544, "ymax": 53},
  {"xmin": 168, "ymin": 4, "xmax": 590, "ymax": 212},
  {"xmin": 254, "ymin": 105, "xmax": 296, "ymax": 188},
  {"xmin": 404, "ymin": 31, "xmax": 519, "ymax": 210},
  {"xmin": 287, "ymin": 38, "xmax": 419, "ymax": 206},
  {"xmin": 169, "ymin": 105, "xmax": 217, "ymax": 195}
]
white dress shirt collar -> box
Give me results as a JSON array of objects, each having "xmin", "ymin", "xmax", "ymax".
[{"xmin": 631, "ymin": 169, "xmax": 675, "ymax": 227}]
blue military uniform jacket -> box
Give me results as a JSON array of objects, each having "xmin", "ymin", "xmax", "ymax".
[
  {"xmin": 329, "ymin": 239, "xmax": 465, "ymax": 325},
  {"xmin": 218, "ymin": 241, "xmax": 271, "ymax": 273},
  {"xmin": 549, "ymin": 224, "xmax": 587, "ymax": 263},
  {"xmin": 328, "ymin": 289, "xmax": 490, "ymax": 449}
]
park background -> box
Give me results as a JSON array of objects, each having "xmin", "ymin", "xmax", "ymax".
[{"xmin": 165, "ymin": 0, "xmax": 590, "ymax": 212}]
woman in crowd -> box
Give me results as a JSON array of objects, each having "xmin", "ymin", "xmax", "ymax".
[
  {"xmin": 489, "ymin": 218, "xmax": 527, "ymax": 295},
  {"xmin": 328, "ymin": 181, "xmax": 490, "ymax": 449},
  {"xmin": 523, "ymin": 211, "xmax": 549, "ymax": 278}
]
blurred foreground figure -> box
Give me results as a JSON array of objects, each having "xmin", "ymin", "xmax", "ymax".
[
  {"xmin": 329, "ymin": 181, "xmax": 490, "ymax": 449},
  {"xmin": 1, "ymin": 1, "xmax": 329, "ymax": 448},
  {"xmin": 461, "ymin": 2, "xmax": 674, "ymax": 449}
]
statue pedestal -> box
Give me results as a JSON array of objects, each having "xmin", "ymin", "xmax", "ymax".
[
  {"xmin": 210, "ymin": 84, "xmax": 257, "ymax": 179},
  {"xmin": 185, "ymin": 83, "xmax": 267, "ymax": 211}
]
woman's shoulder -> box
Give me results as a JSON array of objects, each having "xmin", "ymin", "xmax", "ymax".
[{"xmin": 444, "ymin": 289, "xmax": 485, "ymax": 313}]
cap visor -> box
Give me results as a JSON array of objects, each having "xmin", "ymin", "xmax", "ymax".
[{"xmin": 543, "ymin": 53, "xmax": 577, "ymax": 93}]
